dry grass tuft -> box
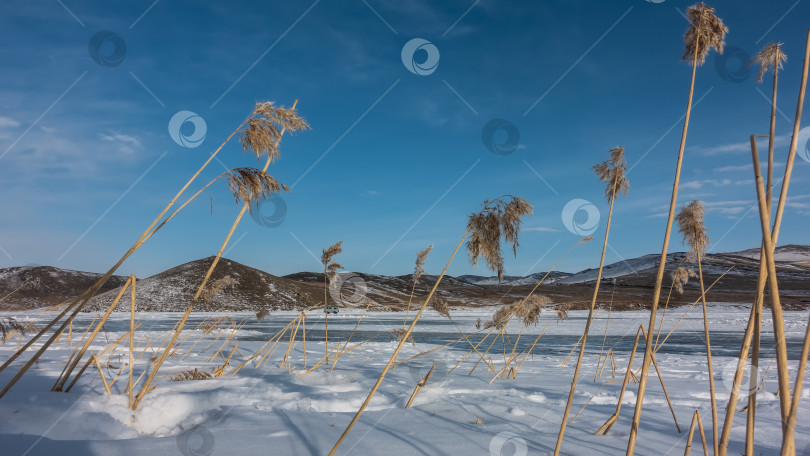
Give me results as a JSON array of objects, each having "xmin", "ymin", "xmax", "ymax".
[
  {"xmin": 682, "ymin": 2, "xmax": 728, "ymax": 66},
  {"xmin": 475, "ymin": 318, "xmax": 482, "ymax": 330},
  {"xmin": 555, "ymin": 303, "xmax": 571, "ymax": 322},
  {"xmin": 466, "ymin": 196, "xmax": 533, "ymax": 282},
  {"xmin": 226, "ymin": 168, "xmax": 289, "ymax": 212},
  {"xmin": 198, "ymin": 316, "xmax": 235, "ymax": 335},
  {"xmin": 485, "ymin": 295, "xmax": 551, "ymax": 329},
  {"xmin": 200, "ymin": 275, "xmax": 236, "ymax": 306},
  {"xmin": 414, "ymin": 245, "xmax": 434, "ymax": 284},
  {"xmin": 322, "ymin": 241, "xmax": 344, "ymax": 285},
  {"xmin": 0, "ymin": 318, "xmax": 40, "ymax": 342},
  {"xmin": 676, "ymin": 200, "xmax": 710, "ymax": 261},
  {"xmin": 256, "ymin": 308, "xmax": 270, "ymax": 322},
  {"xmin": 431, "ymin": 295, "xmax": 450, "ymax": 319},
  {"xmin": 752, "ymin": 43, "xmax": 787, "ymax": 83},
  {"xmin": 672, "ymin": 267, "xmax": 698, "ymax": 294},
  {"xmin": 393, "ymin": 328, "xmax": 415, "ymax": 346},
  {"xmin": 593, "ymin": 146, "xmax": 630, "ymax": 202},
  {"xmin": 170, "ymin": 368, "xmax": 213, "ymax": 381},
  {"xmin": 240, "ymin": 102, "xmax": 310, "ymax": 162}
]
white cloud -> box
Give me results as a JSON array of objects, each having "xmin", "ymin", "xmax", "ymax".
[
  {"xmin": 98, "ymin": 132, "xmax": 141, "ymax": 154},
  {"xmin": 681, "ymin": 179, "xmax": 733, "ymax": 190},
  {"xmin": 0, "ymin": 116, "xmax": 21, "ymax": 128}
]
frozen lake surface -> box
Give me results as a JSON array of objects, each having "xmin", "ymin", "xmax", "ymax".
[{"xmin": 0, "ymin": 305, "xmax": 807, "ymax": 455}]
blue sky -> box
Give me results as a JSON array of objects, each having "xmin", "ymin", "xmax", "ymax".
[{"xmin": 1, "ymin": 0, "xmax": 809, "ymax": 279}]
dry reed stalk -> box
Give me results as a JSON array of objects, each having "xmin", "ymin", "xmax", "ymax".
[
  {"xmin": 179, "ymin": 316, "xmax": 234, "ymax": 359},
  {"xmin": 92, "ymin": 356, "xmax": 112, "ymax": 394},
  {"xmin": 405, "ymin": 363, "xmax": 435, "ymax": 408},
  {"xmin": 596, "ymin": 285, "xmax": 616, "ymax": 382},
  {"xmin": 570, "ymin": 384, "xmax": 606, "ymax": 424},
  {"xmin": 627, "ymin": 4, "xmax": 726, "ymax": 454},
  {"xmin": 331, "ymin": 301, "xmax": 373, "ymax": 372},
  {"xmin": 0, "ymin": 104, "xmax": 266, "ymax": 398},
  {"xmin": 331, "ymin": 196, "xmax": 534, "ymax": 455},
  {"xmin": 65, "ymin": 328, "xmax": 139, "ymax": 393},
  {"xmin": 654, "ymin": 258, "xmax": 691, "ymax": 347},
  {"xmin": 748, "ymin": 41, "xmax": 785, "ymax": 456},
  {"xmin": 654, "ymin": 266, "xmax": 734, "ymax": 352},
  {"xmin": 782, "ymin": 312, "xmax": 810, "ymax": 455},
  {"xmin": 299, "ymin": 342, "xmax": 345, "ymax": 376},
  {"xmin": 280, "ymin": 314, "xmax": 303, "ymax": 369},
  {"xmin": 751, "ymin": 136, "xmax": 793, "ymax": 439},
  {"xmin": 128, "ymin": 274, "xmax": 135, "ymax": 408},
  {"xmin": 322, "ymin": 241, "xmax": 343, "ymax": 362},
  {"xmin": 595, "ymin": 325, "xmax": 644, "ymax": 435},
  {"xmin": 684, "ymin": 410, "xmax": 709, "ymax": 456},
  {"xmin": 403, "ymin": 245, "xmax": 433, "ymax": 328},
  {"xmin": 329, "ymin": 227, "xmax": 471, "ymax": 456},
  {"xmin": 458, "ymin": 237, "xmax": 589, "ymax": 377},
  {"xmin": 208, "ymin": 320, "xmax": 245, "ymax": 364},
  {"xmin": 511, "ymin": 317, "xmax": 554, "ymax": 377},
  {"xmin": 395, "ymin": 327, "xmax": 489, "ymax": 368},
  {"xmin": 213, "ymin": 343, "xmax": 239, "ymax": 377},
  {"xmin": 134, "ymin": 101, "xmax": 305, "ymax": 409},
  {"xmin": 676, "ymin": 200, "xmax": 716, "ymax": 451},
  {"xmin": 53, "ymin": 276, "xmax": 135, "ymax": 391},
  {"xmin": 720, "ymin": 29, "xmax": 809, "ymax": 456}
]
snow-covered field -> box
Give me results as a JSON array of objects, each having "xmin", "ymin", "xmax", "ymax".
[{"xmin": 0, "ymin": 305, "xmax": 808, "ymax": 455}]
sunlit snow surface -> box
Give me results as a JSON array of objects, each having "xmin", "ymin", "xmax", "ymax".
[{"xmin": 0, "ymin": 306, "xmax": 807, "ymax": 455}]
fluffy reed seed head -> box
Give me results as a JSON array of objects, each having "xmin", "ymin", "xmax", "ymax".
[
  {"xmin": 322, "ymin": 241, "xmax": 344, "ymax": 285},
  {"xmin": 682, "ymin": 2, "xmax": 727, "ymax": 66},
  {"xmin": 431, "ymin": 295, "xmax": 451, "ymax": 319},
  {"xmin": 413, "ymin": 244, "xmax": 434, "ymax": 284},
  {"xmin": 555, "ymin": 303, "xmax": 571, "ymax": 322},
  {"xmin": 201, "ymin": 275, "xmax": 236, "ymax": 305},
  {"xmin": 240, "ymin": 102, "xmax": 310, "ymax": 163},
  {"xmin": 752, "ymin": 43, "xmax": 787, "ymax": 83},
  {"xmin": 676, "ymin": 200, "xmax": 710, "ymax": 261},
  {"xmin": 593, "ymin": 146, "xmax": 630, "ymax": 202},
  {"xmin": 0, "ymin": 317, "xmax": 40, "ymax": 342},
  {"xmin": 256, "ymin": 307, "xmax": 270, "ymax": 322},
  {"xmin": 393, "ymin": 328, "xmax": 415, "ymax": 346},
  {"xmin": 485, "ymin": 295, "xmax": 550, "ymax": 329},
  {"xmin": 671, "ymin": 267, "xmax": 697, "ymax": 294},
  {"xmin": 466, "ymin": 196, "xmax": 534, "ymax": 282},
  {"xmin": 226, "ymin": 167, "xmax": 289, "ymax": 213}
]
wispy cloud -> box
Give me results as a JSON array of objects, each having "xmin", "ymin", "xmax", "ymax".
[
  {"xmin": 99, "ymin": 132, "xmax": 141, "ymax": 154},
  {"xmin": 691, "ymin": 135, "xmax": 790, "ymax": 156},
  {"xmin": 524, "ymin": 226, "xmax": 561, "ymax": 232},
  {"xmin": 0, "ymin": 117, "xmax": 21, "ymax": 128}
]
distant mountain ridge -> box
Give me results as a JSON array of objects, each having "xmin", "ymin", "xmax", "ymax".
[{"xmin": 1, "ymin": 245, "xmax": 808, "ymax": 312}]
